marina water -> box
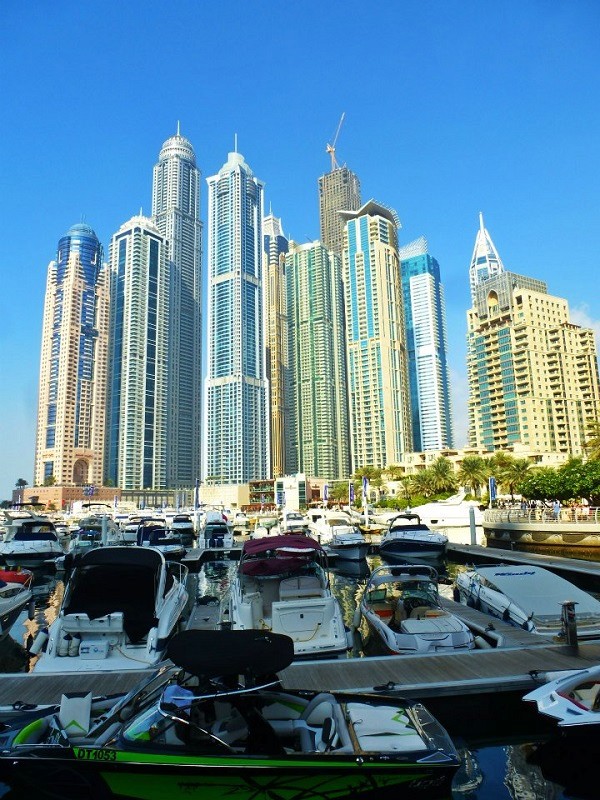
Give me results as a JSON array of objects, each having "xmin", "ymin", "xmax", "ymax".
[{"xmin": 1, "ymin": 536, "xmax": 598, "ymax": 799}]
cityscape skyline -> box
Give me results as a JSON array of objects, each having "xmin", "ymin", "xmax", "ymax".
[{"xmin": 2, "ymin": 2, "xmax": 599, "ymax": 499}]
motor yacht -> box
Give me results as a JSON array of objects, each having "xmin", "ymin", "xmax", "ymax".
[
  {"xmin": 229, "ymin": 534, "xmax": 351, "ymax": 659},
  {"xmin": 169, "ymin": 514, "xmax": 196, "ymax": 547},
  {"xmin": 0, "ymin": 515, "xmax": 63, "ymax": 569},
  {"xmin": 378, "ymin": 513, "xmax": 448, "ymax": 562},
  {"xmin": 32, "ymin": 546, "xmax": 189, "ymax": 673},
  {"xmin": 356, "ymin": 564, "xmax": 475, "ymax": 656}
]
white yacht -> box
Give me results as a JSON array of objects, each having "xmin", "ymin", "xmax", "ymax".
[
  {"xmin": 0, "ymin": 514, "xmax": 63, "ymax": 569},
  {"xmin": 229, "ymin": 534, "xmax": 351, "ymax": 659},
  {"xmin": 32, "ymin": 546, "xmax": 188, "ymax": 673}
]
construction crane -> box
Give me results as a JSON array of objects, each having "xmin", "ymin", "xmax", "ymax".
[{"xmin": 326, "ymin": 112, "xmax": 345, "ymax": 171}]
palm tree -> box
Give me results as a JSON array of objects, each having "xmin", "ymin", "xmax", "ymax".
[
  {"xmin": 429, "ymin": 456, "xmax": 457, "ymax": 494},
  {"xmin": 502, "ymin": 458, "xmax": 532, "ymax": 501},
  {"xmin": 456, "ymin": 456, "xmax": 489, "ymax": 498},
  {"xmin": 411, "ymin": 469, "xmax": 436, "ymax": 498},
  {"xmin": 15, "ymin": 478, "xmax": 28, "ymax": 490}
]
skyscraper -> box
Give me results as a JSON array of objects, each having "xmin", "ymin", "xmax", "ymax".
[
  {"xmin": 34, "ymin": 223, "xmax": 109, "ymax": 488},
  {"xmin": 340, "ymin": 200, "xmax": 412, "ymax": 471},
  {"xmin": 318, "ymin": 166, "xmax": 361, "ymax": 257},
  {"xmin": 152, "ymin": 127, "xmax": 202, "ymax": 488},
  {"xmin": 205, "ymin": 150, "xmax": 269, "ymax": 484},
  {"xmin": 467, "ymin": 269, "xmax": 600, "ymax": 455},
  {"xmin": 469, "ymin": 212, "xmax": 505, "ymax": 304},
  {"xmin": 400, "ymin": 236, "xmax": 453, "ymax": 451},
  {"xmin": 263, "ymin": 213, "xmax": 290, "ymax": 478},
  {"xmin": 286, "ymin": 241, "xmax": 350, "ymax": 479},
  {"xmin": 105, "ymin": 216, "xmax": 169, "ymax": 490}
]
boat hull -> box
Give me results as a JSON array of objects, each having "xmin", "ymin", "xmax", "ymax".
[
  {"xmin": 379, "ymin": 542, "xmax": 446, "ymax": 561},
  {"xmin": 2, "ymin": 750, "xmax": 457, "ymax": 800}
]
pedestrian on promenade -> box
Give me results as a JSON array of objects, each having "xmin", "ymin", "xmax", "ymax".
[{"xmin": 553, "ymin": 499, "xmax": 561, "ymax": 520}]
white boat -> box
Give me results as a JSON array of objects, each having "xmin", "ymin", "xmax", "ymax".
[
  {"xmin": 169, "ymin": 514, "xmax": 196, "ymax": 547},
  {"xmin": 280, "ymin": 509, "xmax": 310, "ymax": 533},
  {"xmin": 379, "ymin": 514, "xmax": 448, "ymax": 562},
  {"xmin": 32, "ymin": 546, "xmax": 189, "ymax": 673},
  {"xmin": 229, "ymin": 534, "xmax": 351, "ymax": 660},
  {"xmin": 357, "ymin": 564, "xmax": 475, "ymax": 656},
  {"xmin": 455, "ymin": 564, "xmax": 600, "ymax": 637},
  {"xmin": 231, "ymin": 510, "xmax": 250, "ymax": 529},
  {"xmin": 0, "ymin": 568, "xmax": 34, "ymax": 641},
  {"xmin": 408, "ymin": 493, "xmax": 484, "ymax": 529},
  {"xmin": 325, "ymin": 525, "xmax": 370, "ymax": 562},
  {"xmin": 523, "ymin": 665, "xmax": 600, "ymax": 728},
  {"xmin": 201, "ymin": 519, "xmax": 235, "ymax": 548},
  {"xmin": 0, "ymin": 515, "xmax": 63, "ymax": 568},
  {"xmin": 136, "ymin": 520, "xmax": 187, "ymax": 560}
]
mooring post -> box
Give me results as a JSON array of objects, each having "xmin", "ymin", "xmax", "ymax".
[
  {"xmin": 561, "ymin": 600, "xmax": 579, "ymax": 649},
  {"xmin": 469, "ymin": 506, "xmax": 477, "ymax": 545}
]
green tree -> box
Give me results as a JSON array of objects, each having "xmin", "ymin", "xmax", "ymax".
[
  {"xmin": 429, "ymin": 456, "xmax": 458, "ymax": 494},
  {"xmin": 330, "ymin": 482, "xmax": 348, "ymax": 504},
  {"xmin": 411, "ymin": 469, "xmax": 436, "ymax": 498},
  {"xmin": 15, "ymin": 478, "xmax": 28, "ymax": 490},
  {"xmin": 456, "ymin": 456, "xmax": 489, "ymax": 498},
  {"xmin": 501, "ymin": 458, "xmax": 531, "ymax": 500},
  {"xmin": 43, "ymin": 474, "xmax": 56, "ymax": 487}
]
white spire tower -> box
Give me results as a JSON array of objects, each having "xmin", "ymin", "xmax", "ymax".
[{"xmin": 469, "ymin": 212, "xmax": 505, "ymax": 303}]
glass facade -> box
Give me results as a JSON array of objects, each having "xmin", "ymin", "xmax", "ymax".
[
  {"xmin": 34, "ymin": 224, "xmax": 109, "ymax": 487},
  {"xmin": 400, "ymin": 240, "xmax": 453, "ymax": 451},
  {"xmin": 205, "ymin": 152, "xmax": 269, "ymax": 484}
]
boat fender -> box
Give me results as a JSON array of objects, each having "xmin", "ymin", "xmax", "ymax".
[
  {"xmin": 474, "ymin": 635, "xmax": 493, "ymax": 649},
  {"xmin": 452, "ymin": 587, "xmax": 460, "ymax": 602},
  {"xmin": 68, "ymin": 632, "xmax": 81, "ymax": 656},
  {"xmin": 29, "ymin": 628, "xmax": 49, "ymax": 656},
  {"xmin": 352, "ymin": 607, "xmax": 361, "ymax": 629},
  {"xmin": 28, "ymin": 598, "xmax": 36, "ymax": 620},
  {"xmin": 57, "ymin": 632, "xmax": 72, "ymax": 657}
]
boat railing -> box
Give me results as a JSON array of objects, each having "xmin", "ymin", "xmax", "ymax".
[{"xmin": 484, "ymin": 507, "xmax": 600, "ymax": 525}]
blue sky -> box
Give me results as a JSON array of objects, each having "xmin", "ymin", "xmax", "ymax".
[{"xmin": 1, "ymin": 1, "xmax": 599, "ymax": 500}]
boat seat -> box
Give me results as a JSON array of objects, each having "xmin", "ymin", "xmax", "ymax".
[
  {"xmin": 279, "ymin": 575, "xmax": 324, "ymax": 600},
  {"xmin": 291, "ymin": 692, "xmax": 340, "ymax": 752}
]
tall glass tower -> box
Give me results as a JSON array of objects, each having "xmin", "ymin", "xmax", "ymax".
[
  {"xmin": 152, "ymin": 128, "xmax": 202, "ymax": 488},
  {"xmin": 205, "ymin": 150, "xmax": 269, "ymax": 484},
  {"xmin": 286, "ymin": 241, "xmax": 350, "ymax": 479},
  {"xmin": 400, "ymin": 236, "xmax": 453, "ymax": 451},
  {"xmin": 106, "ymin": 216, "xmax": 168, "ymax": 490},
  {"xmin": 340, "ymin": 200, "xmax": 412, "ymax": 471},
  {"xmin": 263, "ymin": 213, "xmax": 290, "ymax": 478},
  {"xmin": 318, "ymin": 166, "xmax": 361, "ymax": 257},
  {"xmin": 34, "ymin": 223, "xmax": 109, "ymax": 488}
]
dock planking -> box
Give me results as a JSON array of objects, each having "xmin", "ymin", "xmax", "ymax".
[{"xmin": 277, "ymin": 642, "xmax": 600, "ymax": 698}]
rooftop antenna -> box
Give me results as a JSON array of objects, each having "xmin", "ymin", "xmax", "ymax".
[
  {"xmin": 234, "ymin": 133, "xmax": 238, "ymax": 153},
  {"xmin": 479, "ymin": 211, "xmax": 485, "ymax": 231},
  {"xmin": 326, "ymin": 112, "xmax": 345, "ymax": 171},
  {"xmin": 177, "ymin": 120, "xmax": 181, "ymax": 136}
]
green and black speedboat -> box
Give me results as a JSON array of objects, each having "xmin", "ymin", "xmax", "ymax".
[{"xmin": 0, "ymin": 629, "xmax": 459, "ymax": 799}]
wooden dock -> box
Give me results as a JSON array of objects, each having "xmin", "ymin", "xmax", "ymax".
[{"xmin": 278, "ymin": 642, "xmax": 600, "ymax": 698}]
